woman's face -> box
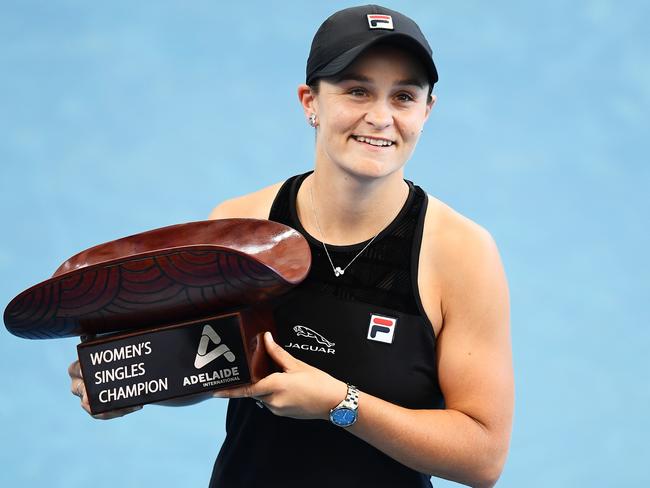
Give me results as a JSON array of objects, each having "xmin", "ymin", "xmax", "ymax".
[{"xmin": 302, "ymin": 44, "xmax": 435, "ymax": 180}]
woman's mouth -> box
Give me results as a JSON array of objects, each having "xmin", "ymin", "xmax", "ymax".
[{"xmin": 351, "ymin": 135, "xmax": 395, "ymax": 147}]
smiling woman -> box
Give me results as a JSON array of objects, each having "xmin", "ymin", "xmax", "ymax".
[
  {"xmin": 68, "ymin": 5, "xmax": 513, "ymax": 488},
  {"xmin": 300, "ymin": 44, "xmax": 434, "ymax": 183}
]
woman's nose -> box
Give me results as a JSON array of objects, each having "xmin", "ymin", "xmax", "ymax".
[{"xmin": 364, "ymin": 100, "xmax": 393, "ymax": 129}]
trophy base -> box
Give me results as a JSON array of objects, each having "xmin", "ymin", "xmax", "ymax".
[{"xmin": 77, "ymin": 308, "xmax": 275, "ymax": 414}]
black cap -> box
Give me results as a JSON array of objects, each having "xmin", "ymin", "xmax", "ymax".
[{"xmin": 306, "ymin": 5, "xmax": 438, "ymax": 88}]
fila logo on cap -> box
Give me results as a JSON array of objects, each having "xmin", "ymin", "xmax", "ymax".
[
  {"xmin": 367, "ymin": 14, "xmax": 394, "ymax": 30},
  {"xmin": 194, "ymin": 325, "xmax": 236, "ymax": 369},
  {"xmin": 367, "ymin": 314, "xmax": 397, "ymax": 344}
]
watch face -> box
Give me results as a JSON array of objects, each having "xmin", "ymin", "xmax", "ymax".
[{"xmin": 330, "ymin": 408, "xmax": 357, "ymax": 427}]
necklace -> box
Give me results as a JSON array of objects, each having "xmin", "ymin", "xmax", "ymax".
[{"xmin": 308, "ymin": 179, "xmax": 402, "ymax": 278}]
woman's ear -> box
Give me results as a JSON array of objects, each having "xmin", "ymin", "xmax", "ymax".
[
  {"xmin": 423, "ymin": 93, "xmax": 437, "ymax": 123},
  {"xmin": 297, "ymin": 83, "xmax": 318, "ymax": 120}
]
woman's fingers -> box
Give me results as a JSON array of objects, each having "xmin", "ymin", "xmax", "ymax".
[
  {"xmin": 69, "ymin": 357, "xmax": 142, "ymax": 419},
  {"xmin": 69, "ymin": 346, "xmax": 145, "ymax": 420},
  {"xmin": 69, "ymin": 359, "xmax": 87, "ymax": 403},
  {"xmin": 212, "ymin": 332, "xmax": 342, "ymax": 420},
  {"xmin": 212, "ymin": 332, "xmax": 303, "ymax": 400},
  {"xmin": 263, "ymin": 332, "xmax": 300, "ymax": 371},
  {"xmin": 74, "ymin": 379, "xmax": 143, "ymax": 419},
  {"xmin": 71, "ymin": 378, "xmax": 85, "ymax": 398},
  {"xmin": 68, "ymin": 360, "xmax": 83, "ymax": 379},
  {"xmin": 212, "ymin": 372, "xmax": 281, "ymax": 399}
]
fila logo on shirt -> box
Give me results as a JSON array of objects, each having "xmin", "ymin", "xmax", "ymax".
[
  {"xmin": 367, "ymin": 314, "xmax": 397, "ymax": 344},
  {"xmin": 367, "ymin": 14, "xmax": 394, "ymax": 30}
]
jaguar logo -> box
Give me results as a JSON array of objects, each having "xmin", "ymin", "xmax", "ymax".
[
  {"xmin": 285, "ymin": 325, "xmax": 336, "ymax": 355},
  {"xmin": 293, "ymin": 325, "xmax": 335, "ymax": 348}
]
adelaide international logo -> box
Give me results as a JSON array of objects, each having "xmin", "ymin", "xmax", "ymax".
[{"xmin": 194, "ymin": 325, "xmax": 236, "ymax": 369}]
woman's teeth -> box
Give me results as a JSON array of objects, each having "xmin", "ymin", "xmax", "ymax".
[{"xmin": 353, "ymin": 136, "xmax": 394, "ymax": 147}]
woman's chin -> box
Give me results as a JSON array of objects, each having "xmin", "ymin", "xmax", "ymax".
[{"xmin": 339, "ymin": 160, "xmax": 405, "ymax": 181}]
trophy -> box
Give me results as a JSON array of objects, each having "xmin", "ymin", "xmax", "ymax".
[{"xmin": 3, "ymin": 219, "xmax": 311, "ymax": 414}]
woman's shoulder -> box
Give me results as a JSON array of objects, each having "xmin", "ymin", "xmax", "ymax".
[
  {"xmin": 425, "ymin": 193, "xmax": 494, "ymax": 241},
  {"xmin": 423, "ymin": 193, "xmax": 502, "ymax": 274},
  {"xmin": 420, "ymin": 194, "xmax": 506, "ymax": 334},
  {"xmin": 208, "ymin": 180, "xmax": 285, "ymax": 220}
]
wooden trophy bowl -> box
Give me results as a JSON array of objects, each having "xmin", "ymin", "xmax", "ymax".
[{"xmin": 4, "ymin": 218, "xmax": 311, "ymax": 339}]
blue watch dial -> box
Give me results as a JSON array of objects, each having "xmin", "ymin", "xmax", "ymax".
[{"xmin": 330, "ymin": 407, "xmax": 357, "ymax": 427}]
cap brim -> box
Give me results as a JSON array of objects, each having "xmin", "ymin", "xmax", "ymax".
[{"xmin": 308, "ymin": 33, "xmax": 438, "ymax": 87}]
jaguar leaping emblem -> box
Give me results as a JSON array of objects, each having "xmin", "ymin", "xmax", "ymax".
[{"xmin": 293, "ymin": 325, "xmax": 335, "ymax": 348}]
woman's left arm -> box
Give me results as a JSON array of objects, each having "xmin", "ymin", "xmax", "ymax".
[
  {"xmin": 345, "ymin": 224, "xmax": 513, "ymax": 487},
  {"xmin": 215, "ymin": 227, "xmax": 513, "ymax": 488}
]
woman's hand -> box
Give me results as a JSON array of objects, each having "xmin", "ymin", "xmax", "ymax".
[
  {"xmin": 213, "ymin": 332, "xmax": 347, "ymax": 420},
  {"xmin": 68, "ymin": 359, "xmax": 143, "ymax": 420}
]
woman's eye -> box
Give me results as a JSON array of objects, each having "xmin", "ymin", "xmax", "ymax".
[
  {"xmin": 348, "ymin": 88, "xmax": 367, "ymax": 97},
  {"xmin": 396, "ymin": 92, "xmax": 415, "ymax": 102}
]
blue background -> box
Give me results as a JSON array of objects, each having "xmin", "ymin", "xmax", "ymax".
[{"xmin": 1, "ymin": 1, "xmax": 648, "ymax": 486}]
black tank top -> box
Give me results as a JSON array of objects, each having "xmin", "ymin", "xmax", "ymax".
[{"xmin": 210, "ymin": 172, "xmax": 445, "ymax": 488}]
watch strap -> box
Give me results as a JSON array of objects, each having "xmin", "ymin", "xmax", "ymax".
[{"xmin": 337, "ymin": 384, "xmax": 359, "ymax": 410}]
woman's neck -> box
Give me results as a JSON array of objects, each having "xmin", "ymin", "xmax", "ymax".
[{"xmin": 296, "ymin": 165, "xmax": 410, "ymax": 246}]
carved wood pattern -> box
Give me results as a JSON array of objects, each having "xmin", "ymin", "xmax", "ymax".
[{"xmin": 4, "ymin": 219, "xmax": 311, "ymax": 339}]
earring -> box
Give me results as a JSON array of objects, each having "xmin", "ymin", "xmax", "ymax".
[{"xmin": 308, "ymin": 113, "xmax": 318, "ymax": 127}]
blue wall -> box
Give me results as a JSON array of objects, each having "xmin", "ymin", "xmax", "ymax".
[{"xmin": 1, "ymin": 1, "xmax": 648, "ymax": 486}]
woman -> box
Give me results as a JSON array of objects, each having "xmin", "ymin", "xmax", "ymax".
[{"xmin": 69, "ymin": 5, "xmax": 513, "ymax": 487}]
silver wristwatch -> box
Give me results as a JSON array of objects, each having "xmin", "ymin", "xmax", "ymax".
[{"xmin": 329, "ymin": 384, "xmax": 359, "ymax": 428}]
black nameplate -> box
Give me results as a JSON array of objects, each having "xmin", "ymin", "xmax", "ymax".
[{"xmin": 77, "ymin": 313, "xmax": 250, "ymax": 414}]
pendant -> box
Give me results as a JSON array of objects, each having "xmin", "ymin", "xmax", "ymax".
[{"xmin": 334, "ymin": 267, "xmax": 344, "ymax": 277}]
